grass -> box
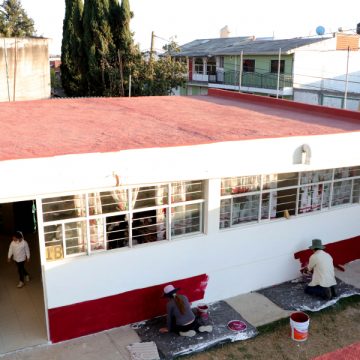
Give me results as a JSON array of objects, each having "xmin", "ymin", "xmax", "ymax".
[{"xmin": 186, "ymin": 294, "xmax": 360, "ymax": 360}]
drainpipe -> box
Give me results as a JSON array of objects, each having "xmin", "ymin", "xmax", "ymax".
[
  {"xmin": 343, "ymin": 46, "xmax": 350, "ymax": 109},
  {"xmin": 276, "ymin": 48, "xmax": 282, "ymax": 99}
]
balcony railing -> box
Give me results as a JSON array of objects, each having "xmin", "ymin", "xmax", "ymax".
[{"xmin": 213, "ymin": 70, "xmax": 293, "ymax": 90}]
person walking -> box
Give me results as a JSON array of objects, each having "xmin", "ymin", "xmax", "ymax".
[
  {"xmin": 159, "ymin": 284, "xmax": 212, "ymax": 337},
  {"xmin": 304, "ymin": 239, "xmax": 337, "ymax": 300},
  {"xmin": 8, "ymin": 231, "xmax": 31, "ymax": 288}
]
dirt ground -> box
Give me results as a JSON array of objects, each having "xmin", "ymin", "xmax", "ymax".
[{"xmin": 187, "ymin": 295, "xmax": 360, "ymax": 360}]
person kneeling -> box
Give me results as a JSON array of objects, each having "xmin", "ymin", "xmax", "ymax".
[
  {"xmin": 159, "ymin": 284, "xmax": 212, "ymax": 337},
  {"xmin": 304, "ymin": 239, "xmax": 337, "ymax": 301}
]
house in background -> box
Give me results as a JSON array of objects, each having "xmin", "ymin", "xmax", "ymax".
[
  {"xmin": 0, "ymin": 37, "xmax": 50, "ymax": 102},
  {"xmin": 173, "ymin": 33, "xmax": 360, "ymax": 110},
  {"xmin": 0, "ymin": 90, "xmax": 359, "ymax": 349}
]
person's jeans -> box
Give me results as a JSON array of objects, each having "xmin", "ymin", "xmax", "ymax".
[
  {"xmin": 15, "ymin": 261, "xmax": 29, "ymax": 282},
  {"xmin": 305, "ymin": 285, "xmax": 336, "ymax": 300}
]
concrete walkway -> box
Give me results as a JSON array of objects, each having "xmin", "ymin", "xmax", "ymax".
[
  {"xmin": 0, "ymin": 293, "xmax": 290, "ymax": 360},
  {"xmin": 1, "ymin": 260, "xmax": 359, "ymax": 360}
]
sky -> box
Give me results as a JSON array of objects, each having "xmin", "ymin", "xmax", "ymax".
[{"xmin": 21, "ymin": 0, "xmax": 359, "ymax": 55}]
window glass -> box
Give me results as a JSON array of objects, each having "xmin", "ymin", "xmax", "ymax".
[
  {"xmin": 132, "ymin": 210, "xmax": 167, "ymax": 245},
  {"xmin": 65, "ymin": 221, "xmax": 87, "ymax": 256},
  {"xmin": 172, "ymin": 181, "xmax": 203, "ymax": 202},
  {"xmin": 332, "ymin": 180, "xmax": 352, "ymax": 206},
  {"xmin": 298, "ymin": 183, "xmax": 330, "ymax": 213},
  {"xmin": 106, "ymin": 215, "xmax": 129, "ymax": 249},
  {"xmin": 134, "ymin": 185, "xmax": 168, "ymax": 209},
  {"xmin": 352, "ymin": 179, "xmax": 360, "ymax": 203},
  {"xmin": 89, "ymin": 190, "xmax": 128, "ymax": 214},
  {"xmin": 261, "ymin": 192, "xmax": 276, "ymax": 220},
  {"xmin": 89, "ymin": 218, "xmax": 106, "ymax": 251},
  {"xmin": 171, "ymin": 203, "xmax": 202, "ymax": 236},
  {"xmin": 273, "ymin": 188, "xmax": 297, "ymax": 218},
  {"xmin": 300, "ymin": 169, "xmax": 333, "ymax": 185},
  {"xmin": 221, "ymin": 175, "xmax": 261, "ymax": 195},
  {"xmin": 270, "ymin": 59, "xmax": 285, "ymax": 73},
  {"xmin": 44, "ymin": 225, "xmax": 63, "ymax": 261},
  {"xmin": 194, "ymin": 58, "xmax": 203, "ymax": 74},
  {"xmin": 243, "ymin": 59, "xmax": 255, "ymax": 72},
  {"xmin": 335, "ymin": 166, "xmax": 360, "ymax": 179},
  {"xmin": 220, "ymin": 199, "xmax": 231, "ymax": 229},
  {"xmin": 232, "ymin": 195, "xmax": 260, "ymax": 225},
  {"xmin": 42, "ymin": 195, "xmax": 86, "ymax": 222}
]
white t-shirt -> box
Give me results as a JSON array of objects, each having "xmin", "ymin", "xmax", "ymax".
[
  {"xmin": 8, "ymin": 240, "xmax": 30, "ymax": 262},
  {"xmin": 308, "ymin": 250, "xmax": 336, "ymax": 287}
]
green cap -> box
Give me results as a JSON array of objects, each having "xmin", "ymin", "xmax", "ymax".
[{"xmin": 309, "ymin": 239, "xmax": 325, "ymax": 250}]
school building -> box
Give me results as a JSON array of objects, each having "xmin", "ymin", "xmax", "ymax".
[{"xmin": 0, "ymin": 89, "xmax": 359, "ymax": 350}]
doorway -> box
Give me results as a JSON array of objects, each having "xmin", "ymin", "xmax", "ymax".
[{"xmin": 0, "ymin": 200, "xmax": 48, "ymax": 354}]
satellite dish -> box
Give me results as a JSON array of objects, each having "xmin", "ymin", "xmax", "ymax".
[{"xmin": 316, "ymin": 26, "xmax": 325, "ymax": 36}]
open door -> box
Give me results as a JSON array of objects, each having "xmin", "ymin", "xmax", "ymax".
[{"xmin": 0, "ymin": 200, "xmax": 47, "ymax": 354}]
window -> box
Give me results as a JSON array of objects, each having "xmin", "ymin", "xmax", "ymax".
[
  {"xmin": 207, "ymin": 57, "xmax": 216, "ymax": 75},
  {"xmin": 270, "ymin": 60, "xmax": 285, "ymax": 73},
  {"xmin": 219, "ymin": 56, "xmax": 224, "ymax": 68},
  {"xmin": 220, "ymin": 167, "xmax": 360, "ymax": 229},
  {"xmin": 243, "ymin": 59, "xmax": 255, "ymax": 72},
  {"xmin": 194, "ymin": 58, "xmax": 204, "ymax": 74},
  {"xmin": 42, "ymin": 180, "xmax": 205, "ymax": 261}
]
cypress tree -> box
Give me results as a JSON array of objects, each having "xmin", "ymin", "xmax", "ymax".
[
  {"xmin": 83, "ymin": 0, "xmax": 116, "ymax": 96},
  {"xmin": 60, "ymin": 0, "xmax": 84, "ymax": 96}
]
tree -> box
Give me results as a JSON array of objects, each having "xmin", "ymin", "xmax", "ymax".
[
  {"xmin": 83, "ymin": 0, "xmax": 116, "ymax": 96},
  {"xmin": 61, "ymin": 0, "xmax": 85, "ymax": 96},
  {"xmin": 131, "ymin": 54, "xmax": 186, "ymax": 96},
  {"xmin": 0, "ymin": 0, "xmax": 35, "ymax": 37}
]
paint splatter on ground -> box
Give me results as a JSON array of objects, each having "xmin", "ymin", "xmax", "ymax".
[
  {"xmin": 257, "ymin": 278, "xmax": 360, "ymax": 311},
  {"xmin": 133, "ymin": 301, "xmax": 258, "ymax": 359}
]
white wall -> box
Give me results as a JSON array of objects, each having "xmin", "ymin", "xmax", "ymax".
[
  {"xmin": 0, "ymin": 38, "xmax": 50, "ymax": 102},
  {"xmin": 44, "ymin": 195, "xmax": 360, "ymax": 309},
  {"xmin": 293, "ymin": 50, "xmax": 360, "ymax": 95},
  {"xmin": 1, "ymin": 131, "xmax": 360, "ymax": 309},
  {"xmin": 1, "ymin": 132, "xmax": 360, "ymax": 203}
]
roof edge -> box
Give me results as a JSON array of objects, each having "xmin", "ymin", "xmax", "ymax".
[{"xmin": 208, "ymin": 89, "xmax": 360, "ymax": 124}]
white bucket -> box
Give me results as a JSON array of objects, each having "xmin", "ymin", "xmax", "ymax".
[{"xmin": 290, "ymin": 312, "xmax": 310, "ymax": 341}]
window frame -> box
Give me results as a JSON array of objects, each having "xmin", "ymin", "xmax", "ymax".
[
  {"xmin": 41, "ymin": 180, "xmax": 206, "ymax": 261},
  {"xmin": 220, "ymin": 166, "xmax": 360, "ymax": 230}
]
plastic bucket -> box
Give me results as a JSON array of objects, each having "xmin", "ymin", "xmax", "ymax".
[
  {"xmin": 290, "ymin": 312, "xmax": 310, "ymax": 341},
  {"xmin": 197, "ymin": 304, "xmax": 209, "ymax": 320}
]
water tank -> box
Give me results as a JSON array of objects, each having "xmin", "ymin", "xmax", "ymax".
[
  {"xmin": 316, "ymin": 26, "xmax": 325, "ymax": 36},
  {"xmin": 356, "ymin": 22, "xmax": 360, "ymax": 35}
]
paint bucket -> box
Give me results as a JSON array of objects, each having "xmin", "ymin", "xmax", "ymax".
[
  {"xmin": 197, "ymin": 304, "xmax": 209, "ymax": 320},
  {"xmin": 290, "ymin": 312, "xmax": 310, "ymax": 342}
]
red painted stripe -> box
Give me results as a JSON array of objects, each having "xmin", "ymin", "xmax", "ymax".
[
  {"xmin": 294, "ymin": 236, "xmax": 360, "ymax": 270},
  {"xmin": 313, "ymin": 341, "xmax": 360, "ymax": 359},
  {"xmin": 48, "ymin": 274, "xmax": 209, "ymax": 343},
  {"xmin": 208, "ymin": 89, "xmax": 360, "ymax": 124}
]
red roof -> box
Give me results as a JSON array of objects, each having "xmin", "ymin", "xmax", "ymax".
[{"xmin": 1, "ymin": 89, "xmax": 360, "ymax": 161}]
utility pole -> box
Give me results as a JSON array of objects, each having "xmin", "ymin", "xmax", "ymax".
[
  {"xmin": 239, "ymin": 50, "xmax": 243, "ymax": 92},
  {"xmin": 276, "ymin": 48, "xmax": 282, "ymax": 99},
  {"xmin": 150, "ymin": 31, "xmax": 155, "ymax": 62}
]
